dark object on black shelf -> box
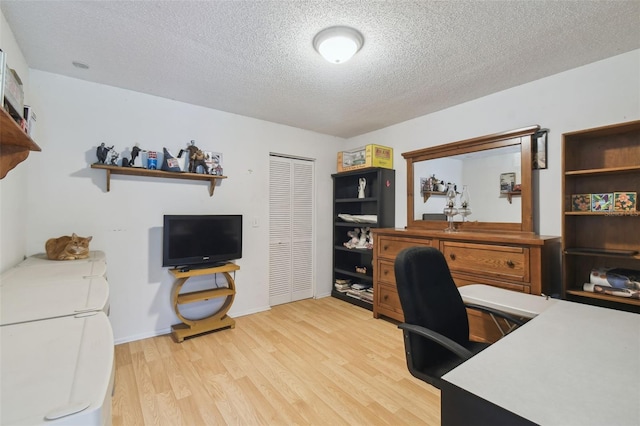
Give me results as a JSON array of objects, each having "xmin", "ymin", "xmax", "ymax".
[
  {"xmin": 96, "ymin": 143, "xmax": 109, "ymax": 164},
  {"xmin": 161, "ymin": 147, "xmax": 182, "ymax": 172}
]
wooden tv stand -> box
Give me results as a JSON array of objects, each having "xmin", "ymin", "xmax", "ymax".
[{"xmin": 169, "ymin": 263, "xmax": 239, "ymax": 342}]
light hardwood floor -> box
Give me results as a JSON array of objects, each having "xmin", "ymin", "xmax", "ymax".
[{"xmin": 112, "ymin": 297, "xmax": 441, "ymax": 425}]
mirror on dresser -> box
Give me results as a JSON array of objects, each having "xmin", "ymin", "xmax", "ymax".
[{"xmin": 402, "ymin": 126, "xmax": 540, "ymax": 234}]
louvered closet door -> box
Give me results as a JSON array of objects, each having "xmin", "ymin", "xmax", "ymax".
[{"xmin": 269, "ymin": 156, "xmax": 314, "ymax": 306}]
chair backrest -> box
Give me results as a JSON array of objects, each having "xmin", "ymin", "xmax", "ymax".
[{"xmin": 394, "ymin": 246, "xmax": 470, "ymax": 372}]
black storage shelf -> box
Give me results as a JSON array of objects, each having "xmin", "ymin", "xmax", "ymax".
[
  {"xmin": 334, "ymin": 245, "xmax": 373, "ymax": 255},
  {"xmin": 331, "ymin": 289, "xmax": 373, "ymax": 309},
  {"xmin": 331, "ymin": 167, "xmax": 395, "ymax": 312},
  {"xmin": 334, "ymin": 268, "xmax": 372, "ymax": 281}
]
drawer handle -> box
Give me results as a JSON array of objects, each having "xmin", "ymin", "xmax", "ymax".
[
  {"xmin": 506, "ymin": 260, "xmax": 515, "ymax": 268},
  {"xmin": 383, "ymin": 294, "xmax": 389, "ymax": 300},
  {"xmin": 449, "ymin": 253, "xmax": 456, "ymax": 260},
  {"xmin": 383, "ymin": 245, "xmax": 389, "ymax": 251},
  {"xmin": 383, "ymin": 270, "xmax": 389, "ymax": 275}
]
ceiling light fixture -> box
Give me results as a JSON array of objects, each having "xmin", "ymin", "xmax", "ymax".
[{"xmin": 313, "ymin": 26, "xmax": 364, "ymax": 64}]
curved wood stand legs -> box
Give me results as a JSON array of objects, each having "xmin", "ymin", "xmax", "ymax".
[{"xmin": 169, "ymin": 264, "xmax": 239, "ymax": 342}]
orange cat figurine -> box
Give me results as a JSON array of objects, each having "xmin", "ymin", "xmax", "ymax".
[{"xmin": 45, "ymin": 233, "xmax": 92, "ymax": 260}]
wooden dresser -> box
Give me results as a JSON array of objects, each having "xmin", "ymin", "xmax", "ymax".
[{"xmin": 372, "ymin": 228, "xmax": 560, "ymax": 342}]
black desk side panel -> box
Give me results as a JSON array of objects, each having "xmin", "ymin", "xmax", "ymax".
[{"xmin": 441, "ymin": 380, "xmax": 538, "ymax": 426}]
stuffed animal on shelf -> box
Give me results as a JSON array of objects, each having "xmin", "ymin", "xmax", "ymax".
[{"xmin": 344, "ymin": 228, "xmax": 361, "ymax": 249}]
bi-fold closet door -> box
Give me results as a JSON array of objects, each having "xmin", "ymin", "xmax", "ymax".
[{"xmin": 269, "ymin": 155, "xmax": 314, "ymax": 306}]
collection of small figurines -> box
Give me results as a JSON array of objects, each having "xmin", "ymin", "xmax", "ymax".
[
  {"xmin": 355, "ymin": 266, "xmax": 367, "ymax": 274},
  {"xmin": 423, "ymin": 174, "xmax": 450, "ymax": 193},
  {"xmin": 343, "ymin": 227, "xmax": 373, "ymax": 249},
  {"xmin": 93, "ymin": 140, "xmax": 223, "ymax": 175}
]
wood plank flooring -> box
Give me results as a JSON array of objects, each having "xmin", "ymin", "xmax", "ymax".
[{"xmin": 112, "ymin": 297, "xmax": 441, "ymax": 425}]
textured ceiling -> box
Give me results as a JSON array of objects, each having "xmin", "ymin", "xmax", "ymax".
[{"xmin": 2, "ymin": 1, "xmax": 639, "ymax": 138}]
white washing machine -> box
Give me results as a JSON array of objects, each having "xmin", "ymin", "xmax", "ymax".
[
  {"xmin": 3, "ymin": 251, "xmax": 108, "ymax": 282},
  {"xmin": 0, "ymin": 312, "xmax": 115, "ymax": 425}
]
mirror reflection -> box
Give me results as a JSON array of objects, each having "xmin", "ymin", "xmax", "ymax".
[{"xmin": 413, "ymin": 145, "xmax": 522, "ymax": 223}]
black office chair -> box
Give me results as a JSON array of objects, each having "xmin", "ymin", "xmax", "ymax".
[{"xmin": 394, "ymin": 246, "xmax": 524, "ymax": 389}]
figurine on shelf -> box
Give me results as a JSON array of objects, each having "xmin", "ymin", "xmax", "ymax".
[
  {"xmin": 186, "ymin": 140, "xmax": 209, "ymax": 174},
  {"xmin": 161, "ymin": 147, "xmax": 182, "ymax": 172},
  {"xmin": 96, "ymin": 143, "xmax": 110, "ymax": 164},
  {"xmin": 107, "ymin": 146, "xmax": 119, "ymax": 166},
  {"xmin": 358, "ymin": 177, "xmax": 366, "ymax": 198},
  {"xmin": 129, "ymin": 144, "xmax": 141, "ymax": 167},
  {"xmin": 208, "ymin": 152, "xmax": 223, "ymax": 176},
  {"xmin": 366, "ymin": 228, "xmax": 374, "ymax": 249},
  {"xmin": 357, "ymin": 227, "xmax": 368, "ymax": 247},
  {"xmin": 344, "ymin": 228, "xmax": 360, "ymax": 249}
]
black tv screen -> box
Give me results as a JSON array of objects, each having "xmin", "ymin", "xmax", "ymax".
[{"xmin": 163, "ymin": 215, "xmax": 242, "ymax": 268}]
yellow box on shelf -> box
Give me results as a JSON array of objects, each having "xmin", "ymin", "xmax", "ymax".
[{"xmin": 337, "ymin": 144, "xmax": 393, "ymax": 173}]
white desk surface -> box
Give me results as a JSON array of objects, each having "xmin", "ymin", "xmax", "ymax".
[
  {"xmin": 0, "ymin": 276, "xmax": 109, "ymax": 326},
  {"xmin": 458, "ymin": 284, "xmax": 560, "ymax": 319},
  {"xmin": 443, "ymin": 301, "xmax": 640, "ymax": 426},
  {"xmin": 1, "ymin": 312, "xmax": 114, "ymax": 425}
]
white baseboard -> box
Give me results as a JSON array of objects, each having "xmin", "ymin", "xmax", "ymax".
[{"xmin": 113, "ymin": 305, "xmax": 273, "ymax": 345}]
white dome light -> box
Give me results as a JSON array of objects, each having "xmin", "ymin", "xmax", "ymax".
[{"xmin": 313, "ymin": 26, "xmax": 364, "ymax": 64}]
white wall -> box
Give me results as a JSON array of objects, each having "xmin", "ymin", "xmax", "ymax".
[
  {"xmin": 347, "ymin": 49, "xmax": 640, "ymax": 236},
  {"xmin": 25, "ymin": 70, "xmax": 342, "ymax": 343},
  {"xmin": 0, "ymin": 11, "xmax": 32, "ymax": 272}
]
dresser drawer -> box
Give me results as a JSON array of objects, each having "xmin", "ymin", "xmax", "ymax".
[
  {"xmin": 377, "ymin": 259, "xmax": 396, "ymax": 285},
  {"xmin": 376, "ymin": 283, "xmax": 404, "ymax": 321},
  {"xmin": 441, "ymin": 241, "xmax": 530, "ymax": 282},
  {"xmin": 377, "ymin": 236, "xmax": 432, "ymax": 260}
]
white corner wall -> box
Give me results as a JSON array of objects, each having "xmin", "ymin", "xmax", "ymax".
[
  {"xmin": 25, "ymin": 70, "xmax": 343, "ymax": 343},
  {"xmin": 346, "ymin": 49, "xmax": 640, "ymax": 237},
  {"xmin": 0, "ymin": 10, "xmax": 32, "ymax": 272}
]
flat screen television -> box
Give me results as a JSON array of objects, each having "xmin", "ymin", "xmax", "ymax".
[{"xmin": 163, "ymin": 214, "xmax": 242, "ymax": 269}]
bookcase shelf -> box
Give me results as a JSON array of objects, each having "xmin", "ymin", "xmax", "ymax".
[{"xmin": 562, "ymin": 120, "xmax": 640, "ymax": 313}]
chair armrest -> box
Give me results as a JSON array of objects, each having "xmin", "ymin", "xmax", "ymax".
[
  {"xmin": 398, "ymin": 323, "xmax": 474, "ymax": 360},
  {"xmin": 464, "ymin": 303, "xmax": 526, "ymax": 327}
]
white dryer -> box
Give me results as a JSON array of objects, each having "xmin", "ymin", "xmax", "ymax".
[{"xmin": 0, "ymin": 312, "xmax": 115, "ymax": 425}]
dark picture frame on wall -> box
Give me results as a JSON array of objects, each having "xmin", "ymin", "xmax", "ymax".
[{"xmin": 532, "ymin": 129, "xmax": 548, "ymax": 169}]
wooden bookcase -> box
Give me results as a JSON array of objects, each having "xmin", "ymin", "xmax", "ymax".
[
  {"xmin": 331, "ymin": 168, "xmax": 395, "ymax": 310},
  {"xmin": 562, "ymin": 120, "xmax": 640, "ymax": 313}
]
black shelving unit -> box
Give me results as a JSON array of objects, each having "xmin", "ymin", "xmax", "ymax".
[{"xmin": 331, "ymin": 167, "xmax": 395, "ymax": 310}]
